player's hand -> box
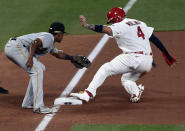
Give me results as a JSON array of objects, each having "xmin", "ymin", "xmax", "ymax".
[
  {"xmin": 162, "ymin": 53, "xmax": 176, "ymax": 67},
  {"xmin": 79, "ymin": 15, "xmax": 87, "ymax": 28},
  {"xmin": 26, "ymin": 58, "xmax": 33, "ymax": 69}
]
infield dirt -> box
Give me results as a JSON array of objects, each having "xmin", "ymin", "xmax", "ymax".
[{"xmin": 0, "ymin": 31, "xmax": 184, "ymax": 131}]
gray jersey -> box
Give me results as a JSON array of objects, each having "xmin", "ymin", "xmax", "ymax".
[{"xmin": 17, "ymin": 32, "xmax": 58, "ymax": 57}]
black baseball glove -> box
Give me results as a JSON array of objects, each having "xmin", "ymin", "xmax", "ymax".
[{"xmin": 71, "ymin": 55, "xmax": 91, "ymax": 69}]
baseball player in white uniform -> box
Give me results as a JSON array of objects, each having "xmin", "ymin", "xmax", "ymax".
[
  {"xmin": 70, "ymin": 7, "xmax": 176, "ymax": 102},
  {"xmin": 4, "ymin": 22, "xmax": 88, "ymax": 113}
]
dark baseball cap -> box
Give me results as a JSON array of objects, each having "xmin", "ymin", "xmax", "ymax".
[{"xmin": 49, "ymin": 22, "xmax": 67, "ymax": 35}]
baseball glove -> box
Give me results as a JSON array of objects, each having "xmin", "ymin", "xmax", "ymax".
[{"xmin": 71, "ymin": 55, "xmax": 91, "ymax": 69}]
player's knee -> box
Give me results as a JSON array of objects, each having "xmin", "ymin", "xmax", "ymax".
[
  {"xmin": 121, "ymin": 75, "xmax": 134, "ymax": 88},
  {"xmin": 121, "ymin": 79, "xmax": 129, "ymax": 87},
  {"xmin": 121, "ymin": 79, "xmax": 129, "ymax": 92},
  {"xmin": 29, "ymin": 67, "xmax": 43, "ymax": 77},
  {"xmin": 121, "ymin": 75, "xmax": 128, "ymax": 86},
  {"xmin": 121, "ymin": 79, "xmax": 136, "ymax": 94}
]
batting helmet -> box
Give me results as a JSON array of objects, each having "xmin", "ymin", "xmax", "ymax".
[{"xmin": 107, "ymin": 7, "xmax": 126, "ymax": 24}]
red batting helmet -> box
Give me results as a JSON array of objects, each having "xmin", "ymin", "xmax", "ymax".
[{"xmin": 107, "ymin": 7, "xmax": 126, "ymax": 24}]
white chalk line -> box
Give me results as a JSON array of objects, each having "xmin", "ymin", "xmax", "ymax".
[
  {"xmin": 124, "ymin": 0, "xmax": 137, "ymax": 13},
  {"xmin": 35, "ymin": 0, "xmax": 137, "ymax": 130}
]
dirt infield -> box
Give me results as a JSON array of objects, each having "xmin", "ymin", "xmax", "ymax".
[{"xmin": 0, "ymin": 31, "xmax": 185, "ymax": 131}]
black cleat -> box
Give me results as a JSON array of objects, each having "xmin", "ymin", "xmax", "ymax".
[{"xmin": 0, "ymin": 86, "xmax": 9, "ymax": 94}]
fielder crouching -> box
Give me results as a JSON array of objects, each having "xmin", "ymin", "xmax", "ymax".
[{"xmin": 4, "ymin": 22, "xmax": 90, "ymax": 114}]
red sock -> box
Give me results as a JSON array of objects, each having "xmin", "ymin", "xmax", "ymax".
[{"xmin": 85, "ymin": 90, "xmax": 93, "ymax": 97}]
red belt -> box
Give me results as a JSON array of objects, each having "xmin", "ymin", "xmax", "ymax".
[{"xmin": 125, "ymin": 51, "xmax": 153, "ymax": 56}]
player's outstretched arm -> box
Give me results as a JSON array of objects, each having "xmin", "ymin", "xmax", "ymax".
[
  {"xmin": 51, "ymin": 51, "xmax": 91, "ymax": 69},
  {"xmin": 79, "ymin": 15, "xmax": 113, "ymax": 36},
  {"xmin": 51, "ymin": 50, "xmax": 73, "ymax": 60},
  {"xmin": 149, "ymin": 33, "xmax": 176, "ymax": 66}
]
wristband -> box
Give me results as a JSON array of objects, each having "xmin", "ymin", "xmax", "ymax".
[
  {"xmin": 65, "ymin": 54, "xmax": 73, "ymax": 60},
  {"xmin": 95, "ymin": 25, "xmax": 103, "ymax": 33},
  {"xmin": 86, "ymin": 24, "xmax": 103, "ymax": 33}
]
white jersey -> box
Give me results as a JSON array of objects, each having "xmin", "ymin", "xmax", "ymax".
[
  {"xmin": 109, "ymin": 18, "xmax": 154, "ymax": 53},
  {"xmin": 17, "ymin": 32, "xmax": 58, "ymax": 57}
]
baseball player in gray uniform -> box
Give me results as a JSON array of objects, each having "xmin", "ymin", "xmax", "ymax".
[
  {"xmin": 71, "ymin": 7, "xmax": 176, "ymax": 103},
  {"xmin": 4, "ymin": 22, "xmax": 90, "ymax": 113}
]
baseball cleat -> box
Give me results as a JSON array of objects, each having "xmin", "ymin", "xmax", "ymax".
[
  {"xmin": 130, "ymin": 84, "xmax": 144, "ymax": 103},
  {"xmin": 70, "ymin": 90, "xmax": 92, "ymax": 102},
  {"xmin": 0, "ymin": 86, "xmax": 9, "ymax": 94},
  {"xmin": 34, "ymin": 106, "xmax": 53, "ymax": 114}
]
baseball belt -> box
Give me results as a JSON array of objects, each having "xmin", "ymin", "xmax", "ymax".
[
  {"xmin": 10, "ymin": 38, "xmax": 27, "ymax": 47},
  {"xmin": 125, "ymin": 51, "xmax": 152, "ymax": 56}
]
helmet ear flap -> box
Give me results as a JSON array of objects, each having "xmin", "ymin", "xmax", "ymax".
[
  {"xmin": 107, "ymin": 18, "xmax": 114, "ymax": 24},
  {"xmin": 117, "ymin": 16, "xmax": 123, "ymax": 22}
]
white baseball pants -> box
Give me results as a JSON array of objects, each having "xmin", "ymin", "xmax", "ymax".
[
  {"xmin": 86, "ymin": 53, "xmax": 153, "ymax": 97},
  {"xmin": 4, "ymin": 39, "xmax": 45, "ymax": 110}
]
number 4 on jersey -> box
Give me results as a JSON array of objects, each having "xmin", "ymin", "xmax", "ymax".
[{"xmin": 137, "ymin": 26, "xmax": 145, "ymax": 39}]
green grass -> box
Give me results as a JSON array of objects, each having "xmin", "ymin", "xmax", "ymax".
[
  {"xmin": 128, "ymin": 0, "xmax": 185, "ymax": 31},
  {"xmin": 71, "ymin": 124, "xmax": 185, "ymax": 131},
  {"xmin": 0, "ymin": 0, "xmax": 128, "ymax": 50},
  {"xmin": 0, "ymin": 0, "xmax": 184, "ymax": 51}
]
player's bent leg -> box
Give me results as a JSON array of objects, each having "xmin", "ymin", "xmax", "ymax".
[
  {"xmin": 121, "ymin": 72, "xmax": 144, "ymax": 103},
  {"xmin": 5, "ymin": 42, "xmax": 35, "ymax": 108},
  {"xmin": 70, "ymin": 54, "xmax": 132, "ymax": 102},
  {"xmin": 71, "ymin": 55, "xmax": 131, "ymax": 102},
  {"xmin": 86, "ymin": 63, "xmax": 115, "ymax": 96},
  {"xmin": 121, "ymin": 55, "xmax": 153, "ymax": 103},
  {"xmin": 5, "ymin": 40, "xmax": 53, "ymax": 113},
  {"xmin": 30, "ymin": 66, "xmax": 52, "ymax": 114},
  {"xmin": 86, "ymin": 54, "xmax": 133, "ymax": 97},
  {"xmin": 29, "ymin": 61, "xmax": 53, "ymax": 114},
  {"xmin": 29, "ymin": 64, "xmax": 44, "ymax": 109}
]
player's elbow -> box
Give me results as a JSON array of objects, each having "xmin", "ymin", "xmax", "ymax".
[{"xmin": 103, "ymin": 26, "xmax": 113, "ymax": 36}]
